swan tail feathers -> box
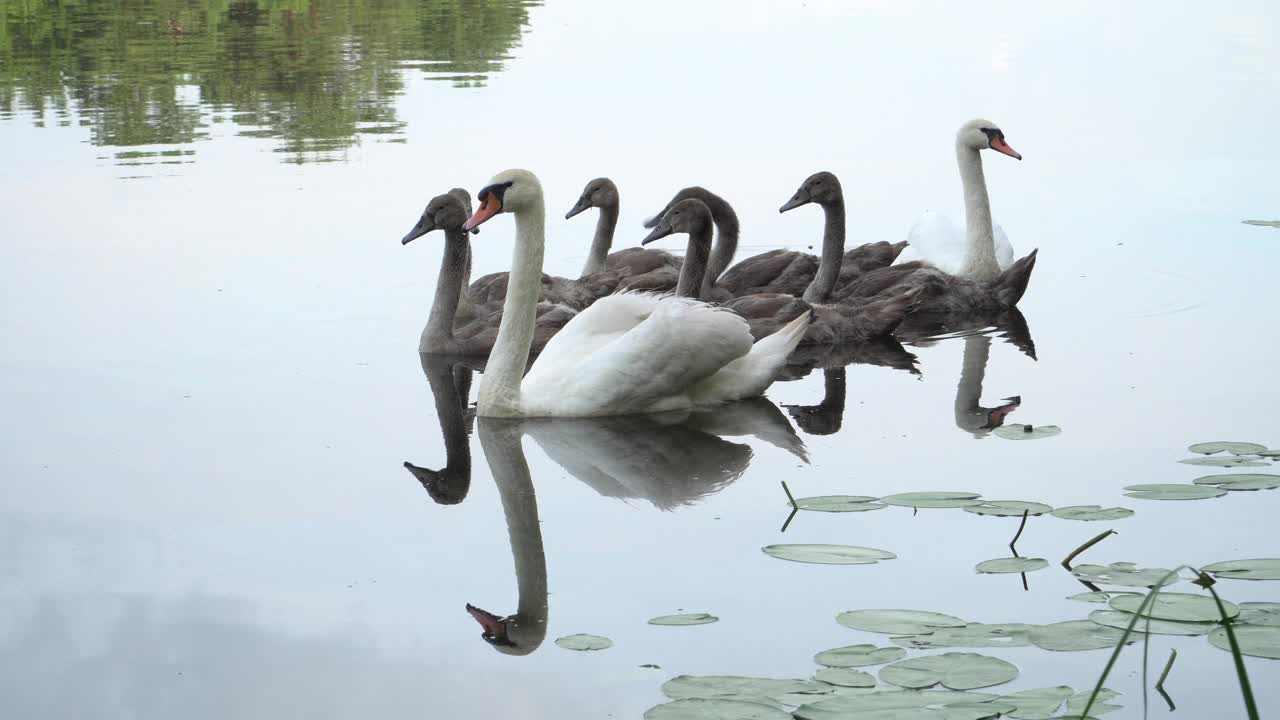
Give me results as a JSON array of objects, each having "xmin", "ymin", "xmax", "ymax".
[
  {"xmin": 855, "ymin": 285, "xmax": 924, "ymax": 339},
  {"xmin": 992, "ymin": 248, "xmax": 1038, "ymax": 307},
  {"xmin": 692, "ymin": 310, "xmax": 810, "ymax": 405}
]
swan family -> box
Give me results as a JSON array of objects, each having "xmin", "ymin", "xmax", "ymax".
[{"xmin": 400, "ymin": 118, "xmax": 1037, "ymax": 418}]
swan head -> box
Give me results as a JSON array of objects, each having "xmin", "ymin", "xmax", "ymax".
[
  {"xmin": 780, "ymin": 171, "xmax": 842, "ymax": 213},
  {"xmin": 465, "ymin": 169, "xmax": 542, "ymax": 230},
  {"xmin": 957, "ymin": 118, "xmax": 1021, "ymax": 160},
  {"xmin": 640, "ymin": 198, "xmax": 714, "ymax": 246},
  {"xmin": 564, "ymin": 177, "xmax": 619, "ymax": 219},
  {"xmin": 403, "ymin": 460, "xmax": 470, "ymax": 504},
  {"xmin": 400, "ymin": 189, "xmax": 477, "ymax": 245},
  {"xmin": 465, "ymin": 603, "xmax": 546, "ymax": 656}
]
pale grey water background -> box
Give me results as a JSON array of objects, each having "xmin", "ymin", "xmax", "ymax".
[{"xmin": 2, "ymin": 1, "xmax": 1280, "ymax": 718}]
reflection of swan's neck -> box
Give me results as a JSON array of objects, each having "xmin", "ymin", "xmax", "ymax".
[
  {"xmin": 478, "ymin": 420, "xmax": 548, "ymax": 655},
  {"xmin": 678, "ymin": 223, "xmax": 713, "ymax": 299},
  {"xmin": 954, "ymin": 335, "xmax": 991, "ymax": 431},
  {"xmin": 430, "ymin": 359, "xmax": 472, "ymax": 481},
  {"xmin": 422, "ymin": 227, "xmax": 469, "ymax": 350},
  {"xmin": 956, "ymin": 144, "xmax": 999, "ymax": 282},
  {"xmin": 705, "ymin": 195, "xmax": 740, "ymax": 282},
  {"xmin": 803, "ymin": 196, "xmax": 846, "ymax": 303},
  {"xmin": 479, "ymin": 202, "xmax": 545, "ymax": 417},
  {"xmin": 821, "ymin": 367, "xmax": 847, "ymax": 414},
  {"xmin": 580, "ymin": 203, "xmax": 619, "ymax": 277}
]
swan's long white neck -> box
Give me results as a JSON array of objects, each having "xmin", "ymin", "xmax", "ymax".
[
  {"xmin": 955, "ymin": 144, "xmax": 1000, "ymax": 282},
  {"xmin": 580, "ymin": 203, "xmax": 618, "ymax": 277},
  {"xmin": 421, "ymin": 227, "xmax": 469, "ymax": 349},
  {"xmin": 802, "ymin": 196, "xmax": 845, "ymax": 303},
  {"xmin": 478, "ymin": 199, "xmax": 545, "ymax": 417}
]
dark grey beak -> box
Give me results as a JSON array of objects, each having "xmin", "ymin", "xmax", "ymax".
[
  {"xmin": 780, "ymin": 188, "xmax": 812, "ymax": 213},
  {"xmin": 565, "ymin": 196, "xmax": 591, "ymax": 220},
  {"xmin": 401, "ymin": 215, "xmax": 436, "ymax": 245},
  {"xmin": 641, "ymin": 221, "xmax": 674, "ymax": 245}
]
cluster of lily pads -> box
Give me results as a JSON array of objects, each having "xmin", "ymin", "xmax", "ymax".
[{"xmin": 1138, "ymin": 441, "xmax": 1280, "ymax": 501}]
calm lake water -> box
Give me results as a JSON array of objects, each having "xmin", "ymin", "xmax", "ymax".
[{"xmin": 3, "ymin": 1, "xmax": 1279, "ymax": 718}]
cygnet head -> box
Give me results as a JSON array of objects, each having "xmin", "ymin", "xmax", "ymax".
[
  {"xmin": 564, "ymin": 177, "xmax": 619, "ymax": 219},
  {"xmin": 401, "ymin": 188, "xmax": 475, "ymax": 245},
  {"xmin": 640, "ymin": 198, "xmax": 714, "ymax": 246},
  {"xmin": 957, "ymin": 118, "xmax": 1021, "ymax": 160},
  {"xmin": 464, "ymin": 169, "xmax": 543, "ymax": 231},
  {"xmin": 780, "ymin": 171, "xmax": 842, "ymax": 213},
  {"xmin": 465, "ymin": 603, "xmax": 545, "ymax": 656}
]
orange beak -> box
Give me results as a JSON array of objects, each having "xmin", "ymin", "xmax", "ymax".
[
  {"xmin": 464, "ymin": 193, "xmax": 502, "ymax": 230},
  {"xmin": 990, "ymin": 137, "xmax": 1022, "ymax": 160}
]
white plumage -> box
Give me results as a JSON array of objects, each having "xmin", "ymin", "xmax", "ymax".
[{"xmin": 895, "ymin": 210, "xmax": 1015, "ymax": 274}]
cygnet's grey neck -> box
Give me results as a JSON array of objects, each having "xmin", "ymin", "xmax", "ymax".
[
  {"xmin": 422, "ymin": 225, "xmax": 469, "ymax": 349},
  {"xmin": 676, "ymin": 223, "xmax": 713, "ymax": 299},
  {"xmin": 802, "ymin": 195, "xmax": 846, "ymax": 303},
  {"xmin": 580, "ymin": 202, "xmax": 619, "ymax": 277}
]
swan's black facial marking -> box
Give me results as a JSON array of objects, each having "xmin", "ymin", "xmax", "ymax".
[
  {"xmin": 980, "ymin": 127, "xmax": 1004, "ymax": 145},
  {"xmin": 477, "ymin": 180, "xmax": 514, "ymax": 205}
]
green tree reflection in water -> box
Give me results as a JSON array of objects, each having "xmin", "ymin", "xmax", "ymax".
[{"xmin": 0, "ymin": 0, "xmax": 539, "ymax": 164}]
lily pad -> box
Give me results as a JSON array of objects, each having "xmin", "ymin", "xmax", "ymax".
[
  {"xmin": 763, "ymin": 544, "xmax": 896, "ymax": 565},
  {"xmin": 794, "ymin": 495, "xmax": 888, "ymax": 513},
  {"xmin": 649, "ymin": 613, "xmax": 720, "ymax": 626},
  {"xmin": 963, "ymin": 500, "xmax": 1052, "ymax": 517},
  {"xmin": 993, "ymin": 424, "xmax": 1061, "ymax": 440},
  {"xmin": 1208, "ymin": 624, "xmax": 1280, "ymax": 659},
  {"xmin": 1238, "ymin": 602, "xmax": 1280, "ymax": 627},
  {"xmin": 1123, "ymin": 483, "xmax": 1226, "ymax": 500},
  {"xmin": 814, "ymin": 668, "xmax": 876, "ymax": 688},
  {"xmin": 1192, "ymin": 473, "xmax": 1280, "ymax": 491},
  {"xmin": 1066, "ymin": 591, "xmax": 1140, "ymax": 604},
  {"xmin": 793, "ymin": 689, "xmax": 1011, "ymax": 720},
  {"xmin": 1203, "ymin": 558, "xmax": 1280, "ymax": 580},
  {"xmin": 891, "ymin": 623, "xmax": 1033, "ymax": 650},
  {"xmin": 975, "ymin": 557, "xmax": 1049, "ymax": 574},
  {"xmin": 814, "ymin": 644, "xmax": 908, "ymax": 668},
  {"xmin": 879, "ymin": 492, "xmax": 982, "ymax": 509},
  {"xmin": 1108, "ymin": 592, "xmax": 1238, "ymax": 622},
  {"xmin": 996, "ymin": 685, "xmax": 1073, "ymax": 719},
  {"xmin": 836, "ymin": 609, "xmax": 968, "ymax": 635},
  {"xmin": 1049, "ymin": 506, "xmax": 1134, "ymax": 522},
  {"xmin": 879, "ymin": 652, "xmax": 1018, "ymax": 690},
  {"xmin": 1029, "ymin": 620, "xmax": 1130, "ymax": 652},
  {"xmin": 1178, "ymin": 456, "xmax": 1268, "ymax": 468},
  {"xmin": 1070, "ymin": 562, "xmax": 1179, "ymax": 588},
  {"xmin": 1087, "ymin": 609, "xmax": 1215, "ymax": 636},
  {"xmin": 644, "ymin": 698, "xmax": 791, "ymax": 720},
  {"xmin": 1188, "ymin": 441, "xmax": 1268, "ymax": 456},
  {"xmin": 662, "ymin": 676, "xmax": 829, "ymax": 704},
  {"xmin": 1260, "ymin": 449, "xmax": 1280, "ymax": 457},
  {"xmin": 1066, "ymin": 688, "xmax": 1123, "ymax": 717},
  {"xmin": 555, "ymin": 633, "xmax": 613, "ymax": 651}
]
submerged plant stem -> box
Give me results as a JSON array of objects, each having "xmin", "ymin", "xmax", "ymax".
[
  {"xmin": 781, "ymin": 481, "xmax": 797, "ymax": 509},
  {"xmin": 1008, "ymin": 509, "xmax": 1029, "ymax": 555},
  {"xmin": 1156, "ymin": 648, "xmax": 1177, "ymax": 691},
  {"xmin": 1061, "ymin": 529, "xmax": 1116, "ymax": 570},
  {"xmin": 1196, "ymin": 570, "xmax": 1260, "ymax": 720}
]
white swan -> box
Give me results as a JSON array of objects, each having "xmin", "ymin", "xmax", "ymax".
[
  {"xmin": 894, "ymin": 118, "xmax": 1022, "ymax": 279},
  {"xmin": 463, "ymin": 169, "xmax": 810, "ymax": 418}
]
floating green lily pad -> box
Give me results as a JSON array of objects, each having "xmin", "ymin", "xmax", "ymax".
[
  {"xmin": 975, "ymin": 557, "xmax": 1048, "ymax": 574},
  {"xmin": 879, "ymin": 492, "xmax": 982, "ymax": 509},
  {"xmin": 963, "ymin": 500, "xmax": 1053, "ymax": 517},
  {"xmin": 649, "ymin": 613, "xmax": 720, "ymax": 626},
  {"xmin": 793, "ymin": 495, "xmax": 888, "ymax": 512},
  {"xmin": 1238, "ymin": 602, "xmax": 1280, "ymax": 627},
  {"xmin": 1203, "ymin": 558, "xmax": 1280, "ymax": 580},
  {"xmin": 1066, "ymin": 688, "xmax": 1123, "ymax": 717},
  {"xmin": 996, "ymin": 685, "xmax": 1073, "ymax": 719},
  {"xmin": 1123, "ymin": 483, "xmax": 1226, "ymax": 500},
  {"xmin": 762, "ymin": 544, "xmax": 896, "ymax": 565},
  {"xmin": 644, "ymin": 698, "xmax": 791, "ymax": 720},
  {"xmin": 814, "ymin": 668, "xmax": 876, "ymax": 688},
  {"xmin": 813, "ymin": 644, "xmax": 908, "ymax": 668},
  {"xmin": 1050, "ymin": 505, "xmax": 1135, "ymax": 522},
  {"xmin": 836, "ymin": 609, "xmax": 968, "ymax": 635},
  {"xmin": 1178, "ymin": 456, "xmax": 1268, "ymax": 468},
  {"xmin": 1028, "ymin": 620, "xmax": 1131, "ymax": 652},
  {"xmin": 1087, "ymin": 609, "xmax": 1216, "ymax": 636},
  {"xmin": 1188, "ymin": 441, "xmax": 1268, "ymax": 456},
  {"xmin": 555, "ymin": 633, "xmax": 613, "ymax": 651},
  {"xmin": 1066, "ymin": 591, "xmax": 1140, "ymax": 604},
  {"xmin": 993, "ymin": 424, "xmax": 1062, "ymax": 440},
  {"xmin": 1260, "ymin": 449, "xmax": 1280, "ymax": 457},
  {"xmin": 1192, "ymin": 473, "xmax": 1280, "ymax": 491},
  {"xmin": 1071, "ymin": 562, "xmax": 1179, "ymax": 588},
  {"xmin": 1208, "ymin": 624, "xmax": 1280, "ymax": 659},
  {"xmin": 891, "ymin": 623, "xmax": 1033, "ymax": 650},
  {"xmin": 662, "ymin": 676, "xmax": 829, "ymax": 704},
  {"xmin": 793, "ymin": 690, "xmax": 1013, "ymax": 720},
  {"xmin": 879, "ymin": 652, "xmax": 1018, "ymax": 690},
  {"xmin": 1108, "ymin": 592, "xmax": 1238, "ymax": 622}
]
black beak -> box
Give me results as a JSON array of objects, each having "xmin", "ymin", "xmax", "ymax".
[
  {"xmin": 780, "ymin": 188, "xmax": 812, "ymax": 213},
  {"xmin": 565, "ymin": 196, "xmax": 591, "ymax": 220},
  {"xmin": 401, "ymin": 215, "xmax": 435, "ymax": 245},
  {"xmin": 641, "ymin": 221, "xmax": 674, "ymax": 245}
]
